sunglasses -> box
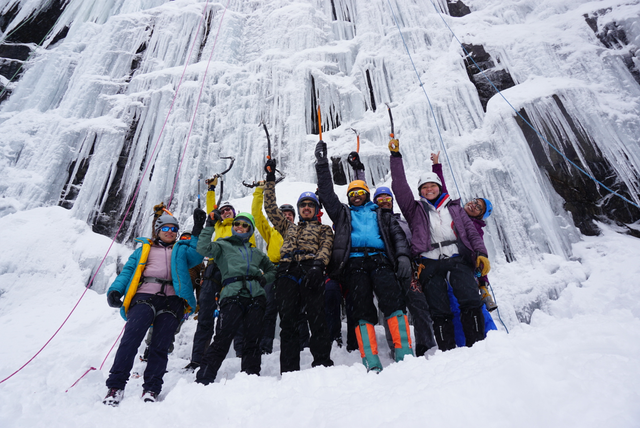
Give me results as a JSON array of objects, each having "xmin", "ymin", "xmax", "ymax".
[
  {"xmin": 220, "ymin": 206, "xmax": 233, "ymax": 213},
  {"xmin": 376, "ymin": 196, "xmax": 392, "ymax": 204},
  {"xmin": 469, "ymin": 199, "xmax": 484, "ymax": 213},
  {"xmin": 180, "ymin": 235, "xmax": 191, "ymax": 240},
  {"xmin": 298, "ymin": 201, "xmax": 315, "ymax": 208},
  {"xmin": 348, "ymin": 189, "xmax": 368, "ymax": 198},
  {"xmin": 160, "ymin": 226, "xmax": 178, "ymax": 233},
  {"xmin": 233, "ymin": 221, "xmax": 250, "ymax": 229}
]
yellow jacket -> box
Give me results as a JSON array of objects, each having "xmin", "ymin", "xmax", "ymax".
[
  {"xmin": 251, "ymin": 186, "xmax": 283, "ymax": 264},
  {"xmin": 206, "ymin": 188, "xmax": 256, "ymax": 246}
]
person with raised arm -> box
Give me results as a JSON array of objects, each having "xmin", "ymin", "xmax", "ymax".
[
  {"xmin": 389, "ymin": 139, "xmax": 490, "ymax": 351},
  {"xmin": 316, "ymin": 142, "xmax": 413, "ymax": 373},
  {"xmin": 263, "ymin": 158, "xmax": 335, "ymax": 373}
]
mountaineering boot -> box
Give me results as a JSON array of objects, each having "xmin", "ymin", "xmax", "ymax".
[
  {"xmin": 386, "ymin": 310, "xmax": 413, "ymax": 362},
  {"xmin": 184, "ymin": 361, "xmax": 200, "ymax": 372},
  {"xmin": 432, "ymin": 316, "xmax": 456, "ymax": 351},
  {"xmin": 460, "ymin": 307, "xmax": 486, "ymax": 347},
  {"xmin": 355, "ymin": 321, "xmax": 383, "ymax": 373},
  {"xmin": 479, "ymin": 284, "xmax": 498, "ymax": 312},
  {"xmin": 103, "ymin": 388, "xmax": 124, "ymax": 406},
  {"xmin": 141, "ymin": 390, "xmax": 158, "ymax": 402}
]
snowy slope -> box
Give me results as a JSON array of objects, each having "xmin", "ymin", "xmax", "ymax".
[
  {"xmin": 0, "ymin": 202, "xmax": 639, "ymax": 427},
  {"xmin": 1, "ymin": 0, "xmax": 640, "ymax": 426}
]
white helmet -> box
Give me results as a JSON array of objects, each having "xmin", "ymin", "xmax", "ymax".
[{"xmin": 417, "ymin": 172, "xmax": 442, "ymax": 191}]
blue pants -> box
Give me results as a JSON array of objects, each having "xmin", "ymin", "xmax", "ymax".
[{"xmin": 106, "ymin": 294, "xmax": 183, "ymax": 394}]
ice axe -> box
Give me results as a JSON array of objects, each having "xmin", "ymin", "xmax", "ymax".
[
  {"xmin": 210, "ymin": 156, "xmax": 235, "ymax": 208},
  {"xmin": 386, "ymin": 103, "xmax": 395, "ymax": 138},
  {"xmin": 350, "ymin": 128, "xmax": 360, "ymax": 152}
]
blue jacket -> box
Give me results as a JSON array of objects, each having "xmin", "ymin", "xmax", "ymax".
[
  {"xmin": 108, "ymin": 236, "xmax": 203, "ymax": 320},
  {"xmin": 350, "ymin": 202, "xmax": 386, "ymax": 257}
]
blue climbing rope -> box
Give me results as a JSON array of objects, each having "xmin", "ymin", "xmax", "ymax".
[{"xmin": 385, "ymin": 0, "xmax": 464, "ymax": 200}]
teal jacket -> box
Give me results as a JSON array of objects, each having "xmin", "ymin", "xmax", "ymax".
[
  {"xmin": 196, "ymin": 226, "xmax": 276, "ymax": 303},
  {"xmin": 107, "ymin": 236, "xmax": 203, "ymax": 320}
]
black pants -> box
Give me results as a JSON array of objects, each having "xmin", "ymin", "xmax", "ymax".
[
  {"xmin": 343, "ymin": 255, "xmax": 405, "ymax": 324},
  {"xmin": 196, "ymin": 296, "xmax": 266, "ymax": 385},
  {"xmin": 259, "ymin": 280, "xmax": 278, "ymax": 353},
  {"xmin": 107, "ymin": 294, "xmax": 183, "ymax": 393},
  {"xmin": 190, "ymin": 263, "xmax": 221, "ymax": 364},
  {"xmin": 276, "ymin": 261, "xmax": 333, "ymax": 373},
  {"xmin": 419, "ymin": 257, "xmax": 485, "ymax": 350},
  {"xmin": 324, "ymin": 278, "xmax": 343, "ymax": 342}
]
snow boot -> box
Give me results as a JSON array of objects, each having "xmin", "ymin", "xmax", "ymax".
[
  {"xmin": 103, "ymin": 388, "xmax": 124, "ymax": 406},
  {"xmin": 141, "ymin": 390, "xmax": 158, "ymax": 403},
  {"xmin": 386, "ymin": 310, "xmax": 413, "ymax": 362},
  {"xmin": 355, "ymin": 320, "xmax": 383, "ymax": 373},
  {"xmin": 432, "ymin": 316, "xmax": 456, "ymax": 351},
  {"xmin": 461, "ymin": 307, "xmax": 486, "ymax": 347},
  {"xmin": 184, "ymin": 361, "xmax": 200, "ymax": 372}
]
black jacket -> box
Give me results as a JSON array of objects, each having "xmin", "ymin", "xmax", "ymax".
[{"xmin": 315, "ymin": 160, "xmax": 411, "ymax": 280}]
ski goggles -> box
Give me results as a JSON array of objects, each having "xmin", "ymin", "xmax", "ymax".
[
  {"xmin": 375, "ymin": 196, "xmax": 392, "ymax": 204},
  {"xmin": 233, "ymin": 221, "xmax": 251, "ymax": 229},
  {"xmin": 180, "ymin": 235, "xmax": 192, "ymax": 240},
  {"xmin": 160, "ymin": 226, "xmax": 178, "ymax": 233},
  {"xmin": 348, "ymin": 189, "xmax": 368, "ymax": 198}
]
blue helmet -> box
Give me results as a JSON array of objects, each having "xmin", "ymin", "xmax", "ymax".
[
  {"xmin": 373, "ymin": 186, "xmax": 393, "ymax": 203},
  {"xmin": 481, "ymin": 198, "xmax": 493, "ymax": 219},
  {"xmin": 297, "ymin": 191, "xmax": 320, "ymax": 210}
]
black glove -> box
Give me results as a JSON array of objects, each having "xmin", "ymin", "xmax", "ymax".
[
  {"xmin": 207, "ymin": 209, "xmax": 221, "ymax": 227},
  {"xmin": 315, "ymin": 141, "xmax": 328, "ymax": 164},
  {"xmin": 396, "ymin": 256, "xmax": 412, "ymax": 280},
  {"xmin": 258, "ymin": 275, "xmax": 267, "ymax": 287},
  {"xmin": 107, "ymin": 290, "xmax": 123, "ymax": 308},
  {"xmin": 304, "ymin": 260, "xmax": 325, "ymax": 288},
  {"xmin": 347, "ymin": 151, "xmax": 364, "ymax": 171},
  {"xmin": 265, "ymin": 158, "xmax": 277, "ymax": 182},
  {"xmin": 192, "ymin": 207, "xmax": 207, "ymax": 236}
]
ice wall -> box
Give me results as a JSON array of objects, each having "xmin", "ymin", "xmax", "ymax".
[{"xmin": 0, "ymin": 0, "xmax": 639, "ymax": 263}]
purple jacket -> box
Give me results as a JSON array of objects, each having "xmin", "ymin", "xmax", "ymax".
[
  {"xmin": 432, "ymin": 163, "xmax": 486, "ymax": 239},
  {"xmin": 390, "ymin": 155, "xmax": 487, "ymax": 261}
]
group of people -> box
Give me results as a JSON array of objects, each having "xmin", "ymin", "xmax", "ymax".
[{"xmin": 101, "ymin": 137, "xmax": 495, "ymax": 406}]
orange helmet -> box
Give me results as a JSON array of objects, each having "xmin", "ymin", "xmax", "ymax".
[{"xmin": 347, "ymin": 180, "xmax": 370, "ymax": 194}]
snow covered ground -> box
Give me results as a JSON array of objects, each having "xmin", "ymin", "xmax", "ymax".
[{"xmin": 1, "ymin": 190, "xmax": 639, "ymax": 428}]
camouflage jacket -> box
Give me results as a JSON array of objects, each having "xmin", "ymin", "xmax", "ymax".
[{"xmin": 263, "ymin": 181, "xmax": 333, "ymax": 266}]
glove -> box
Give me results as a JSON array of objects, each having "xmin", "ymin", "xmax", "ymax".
[
  {"xmin": 153, "ymin": 202, "xmax": 167, "ymax": 218},
  {"xmin": 258, "ymin": 275, "xmax": 267, "ymax": 287},
  {"xmin": 107, "ymin": 290, "xmax": 123, "ymax": 308},
  {"xmin": 304, "ymin": 260, "xmax": 325, "ymax": 288},
  {"xmin": 389, "ymin": 139, "xmax": 401, "ymax": 157},
  {"xmin": 265, "ymin": 159, "xmax": 277, "ymax": 182},
  {"xmin": 396, "ymin": 255, "xmax": 412, "ymax": 280},
  {"xmin": 476, "ymin": 254, "xmax": 491, "ymax": 276},
  {"xmin": 192, "ymin": 207, "xmax": 207, "ymax": 236},
  {"xmin": 205, "ymin": 176, "xmax": 218, "ymax": 191},
  {"xmin": 347, "ymin": 151, "xmax": 364, "ymax": 171},
  {"xmin": 315, "ymin": 141, "xmax": 328, "ymax": 164},
  {"xmin": 207, "ymin": 209, "xmax": 222, "ymax": 227}
]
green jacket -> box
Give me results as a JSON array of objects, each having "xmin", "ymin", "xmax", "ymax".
[{"xmin": 196, "ymin": 225, "xmax": 275, "ymax": 303}]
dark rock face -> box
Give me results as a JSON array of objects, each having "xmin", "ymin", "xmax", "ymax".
[
  {"xmin": 516, "ymin": 100, "xmax": 640, "ymax": 237},
  {"xmin": 462, "ymin": 44, "xmax": 515, "ymax": 111},
  {"xmin": 447, "ymin": 0, "xmax": 471, "ymax": 17},
  {"xmin": 1, "ymin": 0, "xmax": 67, "ymax": 44},
  {"xmin": 584, "ymin": 11, "xmax": 640, "ymax": 85},
  {"xmin": 0, "ymin": 0, "xmax": 68, "ymax": 101}
]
